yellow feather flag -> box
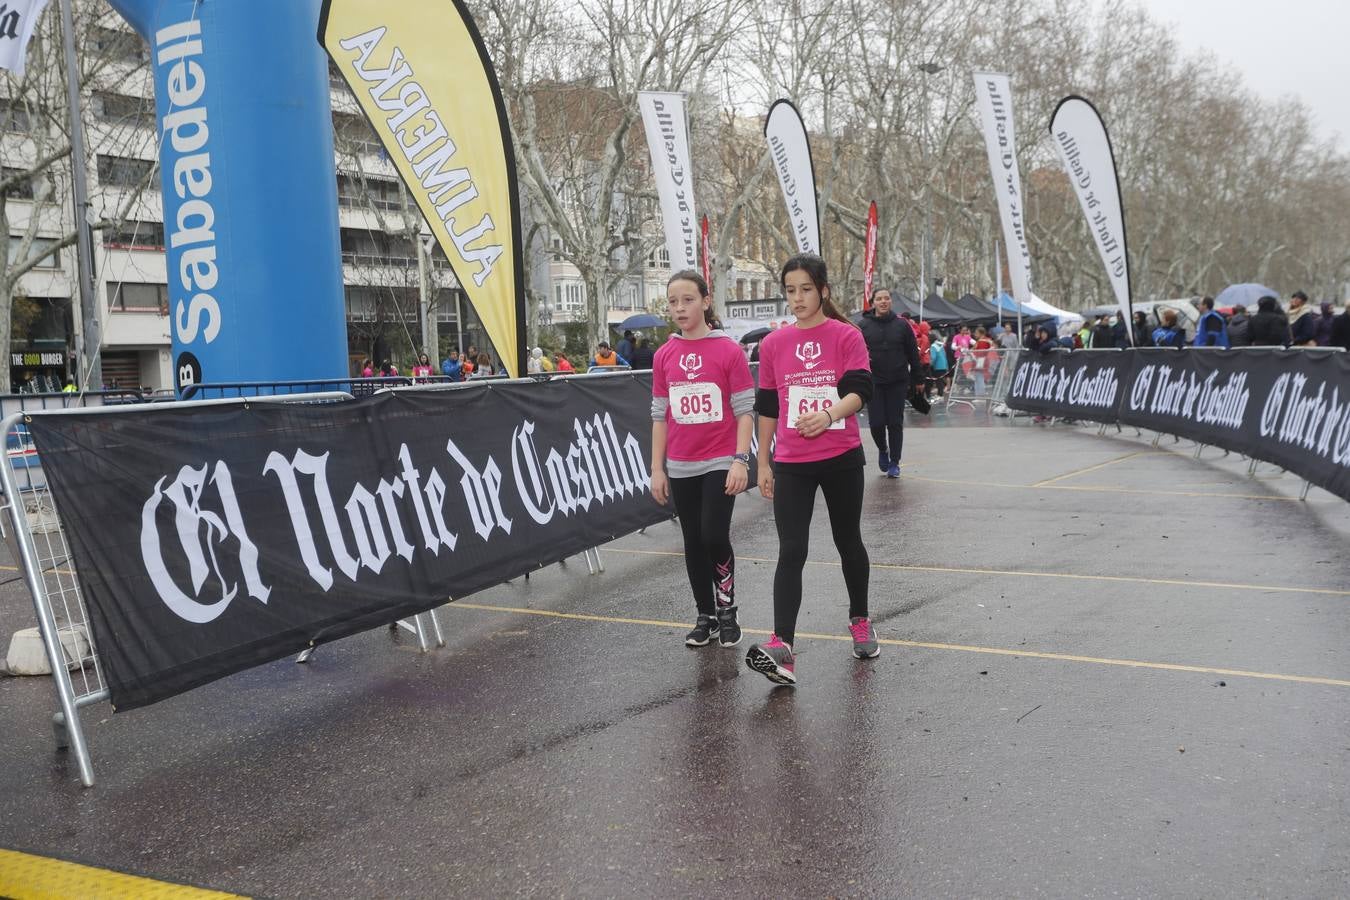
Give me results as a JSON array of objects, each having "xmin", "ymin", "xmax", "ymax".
[{"xmin": 320, "ymin": 0, "xmax": 525, "ymax": 376}]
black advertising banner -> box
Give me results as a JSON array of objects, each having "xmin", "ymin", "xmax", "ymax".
[
  {"xmin": 1006, "ymin": 349, "xmax": 1125, "ymax": 422},
  {"xmin": 27, "ymin": 376, "xmax": 668, "ymax": 710},
  {"xmin": 1004, "ymin": 347, "xmax": 1350, "ymax": 503},
  {"xmin": 1119, "ymin": 348, "xmax": 1350, "ymax": 501}
]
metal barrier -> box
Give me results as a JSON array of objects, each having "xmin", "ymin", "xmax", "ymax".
[
  {"xmin": 942, "ymin": 347, "xmax": 1018, "ymax": 412},
  {"xmin": 0, "ymin": 391, "xmax": 391, "ymax": 788},
  {"xmin": 5, "ymin": 380, "xmax": 641, "ymax": 785},
  {"xmin": 180, "ymin": 376, "xmax": 460, "ymax": 400}
]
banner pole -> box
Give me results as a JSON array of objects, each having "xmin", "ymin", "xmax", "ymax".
[{"xmin": 995, "ymin": 238, "xmax": 1003, "ymax": 329}]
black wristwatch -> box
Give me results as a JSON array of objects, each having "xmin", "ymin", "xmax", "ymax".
[{"xmin": 732, "ymin": 452, "xmax": 751, "ymax": 467}]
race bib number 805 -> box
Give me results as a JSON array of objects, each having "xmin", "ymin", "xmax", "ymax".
[
  {"xmin": 786, "ymin": 385, "xmax": 845, "ymax": 430},
  {"xmin": 669, "ymin": 382, "xmax": 724, "ymax": 425}
]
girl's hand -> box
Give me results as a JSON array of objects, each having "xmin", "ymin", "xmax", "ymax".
[
  {"xmin": 651, "ymin": 469, "xmax": 669, "ymax": 506},
  {"xmin": 796, "ymin": 410, "xmax": 835, "ymax": 439},
  {"xmin": 724, "ymin": 463, "xmax": 748, "ymax": 495},
  {"xmin": 757, "ymin": 467, "xmax": 774, "ymax": 500}
]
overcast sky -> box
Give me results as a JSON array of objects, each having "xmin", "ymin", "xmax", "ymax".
[{"xmin": 1136, "ymin": 0, "xmax": 1350, "ymax": 150}]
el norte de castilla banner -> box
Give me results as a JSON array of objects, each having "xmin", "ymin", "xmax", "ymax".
[
  {"xmin": 1050, "ymin": 96, "xmax": 1133, "ymax": 339},
  {"xmin": 973, "ymin": 72, "xmax": 1033, "ymax": 311},
  {"xmin": 638, "ymin": 91, "xmax": 698, "ymax": 271},
  {"xmin": 29, "ymin": 377, "xmax": 667, "ymax": 711},
  {"xmin": 321, "ymin": 0, "xmax": 526, "ymax": 376},
  {"xmin": 764, "ymin": 99, "xmax": 820, "ymax": 255},
  {"xmin": 1006, "ymin": 348, "xmax": 1350, "ymax": 501}
]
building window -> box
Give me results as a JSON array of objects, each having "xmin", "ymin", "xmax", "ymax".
[
  {"xmin": 97, "ymin": 154, "xmax": 156, "ymax": 188},
  {"xmin": 2, "ymin": 166, "xmax": 37, "ymax": 200},
  {"xmin": 0, "ymin": 100, "xmax": 31, "ymax": 134},
  {"xmin": 336, "ymin": 173, "xmax": 404, "ymax": 211},
  {"xmin": 736, "ymin": 278, "xmax": 746, "ymax": 301},
  {"xmin": 8, "ymin": 236, "xmax": 61, "ymax": 269},
  {"xmin": 106, "ymin": 282, "xmax": 167, "ymax": 313},
  {"xmin": 92, "ymin": 92, "xmax": 156, "ymax": 129},
  {"xmin": 103, "ymin": 220, "xmax": 164, "ymax": 250},
  {"xmin": 345, "ymin": 287, "xmax": 378, "ymax": 322},
  {"xmin": 91, "ymin": 27, "xmax": 148, "ymax": 65},
  {"xmin": 340, "ymin": 227, "xmax": 416, "ymax": 267},
  {"xmin": 333, "ymin": 112, "xmax": 383, "ymax": 156}
]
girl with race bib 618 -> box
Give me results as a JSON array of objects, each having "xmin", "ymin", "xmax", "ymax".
[
  {"xmin": 650, "ymin": 270, "xmax": 755, "ymax": 648},
  {"xmin": 745, "ymin": 254, "xmax": 877, "ymax": 686}
]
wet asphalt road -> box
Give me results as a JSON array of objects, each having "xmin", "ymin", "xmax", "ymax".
[{"xmin": 1, "ymin": 414, "xmax": 1348, "ymax": 897}]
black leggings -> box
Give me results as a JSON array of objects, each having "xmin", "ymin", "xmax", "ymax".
[
  {"xmin": 772, "ymin": 460, "xmax": 869, "ymax": 646},
  {"xmin": 867, "ymin": 381, "xmax": 907, "ymax": 462},
  {"xmin": 870, "ymin": 425, "xmax": 904, "ymax": 463},
  {"xmin": 669, "ymin": 470, "xmax": 737, "ymax": 615}
]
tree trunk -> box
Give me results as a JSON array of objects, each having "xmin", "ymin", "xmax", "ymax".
[
  {"xmin": 0, "ymin": 280, "xmax": 15, "ymax": 393},
  {"xmin": 580, "ymin": 264, "xmax": 609, "ymax": 351}
]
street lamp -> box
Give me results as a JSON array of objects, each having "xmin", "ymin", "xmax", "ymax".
[{"xmin": 917, "ymin": 60, "xmax": 944, "ymax": 320}]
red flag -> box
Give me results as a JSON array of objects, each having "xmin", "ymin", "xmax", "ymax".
[
  {"xmin": 700, "ymin": 215, "xmax": 712, "ymax": 291},
  {"xmin": 863, "ymin": 201, "xmax": 878, "ymax": 311}
]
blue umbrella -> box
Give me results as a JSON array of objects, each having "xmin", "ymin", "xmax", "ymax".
[
  {"xmin": 1214, "ymin": 283, "xmax": 1279, "ymax": 309},
  {"xmin": 617, "ymin": 313, "xmax": 666, "ymax": 331}
]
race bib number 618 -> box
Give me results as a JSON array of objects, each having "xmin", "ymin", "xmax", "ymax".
[{"xmin": 786, "ymin": 385, "xmax": 845, "ymax": 430}]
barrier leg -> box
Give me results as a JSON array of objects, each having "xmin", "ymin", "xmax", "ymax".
[
  {"xmin": 584, "ymin": 550, "xmax": 597, "ymax": 576},
  {"xmin": 1300, "ymin": 481, "xmax": 1312, "ymax": 501},
  {"xmin": 4, "ymin": 494, "xmax": 98, "ymax": 785},
  {"xmin": 412, "ymin": 614, "xmax": 430, "ymax": 652},
  {"xmin": 1193, "ymin": 443, "xmax": 1206, "ymax": 460},
  {"xmin": 1151, "ymin": 432, "xmax": 1163, "ymax": 448},
  {"xmin": 591, "ymin": 547, "xmax": 605, "ymax": 573},
  {"xmin": 430, "ymin": 608, "xmax": 446, "ymax": 648}
]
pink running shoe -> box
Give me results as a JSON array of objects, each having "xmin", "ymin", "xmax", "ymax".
[
  {"xmin": 745, "ymin": 634, "xmax": 796, "ymax": 685},
  {"xmin": 849, "ymin": 617, "xmax": 880, "ymax": 659}
]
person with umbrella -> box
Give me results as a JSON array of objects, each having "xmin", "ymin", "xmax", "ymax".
[
  {"xmin": 1250, "ymin": 296, "xmax": 1291, "ymax": 346},
  {"xmin": 617, "ymin": 329, "xmax": 636, "ymax": 362}
]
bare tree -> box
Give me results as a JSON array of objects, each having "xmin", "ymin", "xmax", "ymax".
[{"xmin": 480, "ymin": 0, "xmax": 746, "ymax": 345}]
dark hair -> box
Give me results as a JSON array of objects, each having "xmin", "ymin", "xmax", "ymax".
[
  {"xmin": 667, "ymin": 268, "xmax": 721, "ymax": 329},
  {"xmin": 1292, "ymin": 290, "xmax": 1308, "ymax": 302},
  {"xmin": 1200, "ymin": 296, "xmax": 1214, "ymax": 311},
  {"xmin": 779, "ymin": 254, "xmax": 851, "ymax": 326}
]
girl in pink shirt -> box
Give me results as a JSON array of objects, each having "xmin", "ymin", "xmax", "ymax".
[
  {"xmin": 744, "ymin": 254, "xmax": 877, "ymax": 686},
  {"xmin": 650, "ymin": 270, "xmax": 755, "ymax": 648}
]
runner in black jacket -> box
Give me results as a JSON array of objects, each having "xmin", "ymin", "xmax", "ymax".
[{"xmin": 858, "ymin": 291, "xmax": 922, "ymax": 478}]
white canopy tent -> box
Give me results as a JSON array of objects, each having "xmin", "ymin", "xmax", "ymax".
[{"xmin": 1022, "ymin": 294, "xmax": 1084, "ymax": 333}]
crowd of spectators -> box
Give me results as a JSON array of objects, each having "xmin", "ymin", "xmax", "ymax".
[{"xmin": 1021, "ymin": 291, "xmax": 1350, "ymax": 353}]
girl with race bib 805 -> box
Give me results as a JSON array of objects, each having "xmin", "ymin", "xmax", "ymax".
[
  {"xmin": 650, "ymin": 270, "xmax": 756, "ymax": 648},
  {"xmin": 745, "ymin": 254, "xmax": 877, "ymax": 686}
]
